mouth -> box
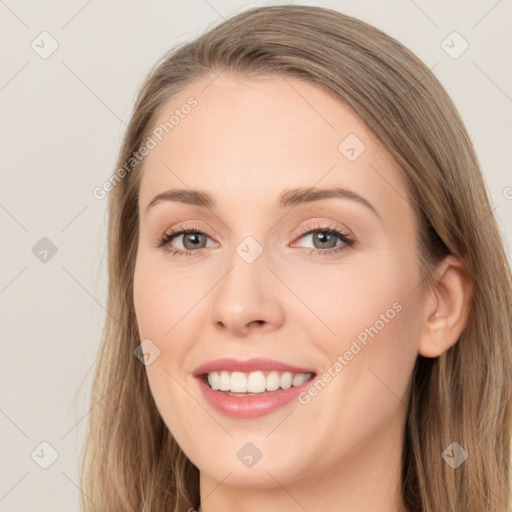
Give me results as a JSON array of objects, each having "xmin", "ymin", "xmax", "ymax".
[
  {"xmin": 200, "ymin": 370, "xmax": 316, "ymax": 396},
  {"xmin": 192, "ymin": 358, "xmax": 317, "ymax": 418}
]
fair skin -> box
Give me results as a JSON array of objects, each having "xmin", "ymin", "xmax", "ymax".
[{"xmin": 133, "ymin": 73, "xmax": 471, "ymax": 512}]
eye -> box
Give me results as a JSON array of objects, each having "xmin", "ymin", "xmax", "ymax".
[
  {"xmin": 291, "ymin": 222, "xmax": 355, "ymax": 257},
  {"xmin": 156, "ymin": 222, "xmax": 355, "ymax": 258},
  {"xmin": 157, "ymin": 224, "xmax": 217, "ymax": 257}
]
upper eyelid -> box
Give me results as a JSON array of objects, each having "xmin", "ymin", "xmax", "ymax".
[
  {"xmin": 296, "ymin": 221, "xmax": 352, "ymax": 235},
  {"xmin": 166, "ymin": 222, "xmax": 350, "ymax": 238}
]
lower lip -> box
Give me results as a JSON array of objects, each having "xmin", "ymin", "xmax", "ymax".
[{"xmin": 195, "ymin": 376, "xmax": 314, "ymax": 419}]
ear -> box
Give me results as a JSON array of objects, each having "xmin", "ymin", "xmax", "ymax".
[{"xmin": 418, "ymin": 255, "xmax": 473, "ymax": 358}]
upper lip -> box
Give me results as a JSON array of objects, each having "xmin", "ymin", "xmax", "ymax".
[{"xmin": 193, "ymin": 358, "xmax": 316, "ymax": 376}]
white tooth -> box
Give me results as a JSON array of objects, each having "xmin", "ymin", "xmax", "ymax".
[
  {"xmin": 230, "ymin": 371, "xmax": 247, "ymax": 392},
  {"xmin": 280, "ymin": 372, "xmax": 293, "ymax": 389},
  {"xmin": 211, "ymin": 370, "xmax": 313, "ymax": 393},
  {"xmin": 266, "ymin": 371, "xmax": 280, "ymax": 391},
  {"xmin": 292, "ymin": 373, "xmax": 306, "ymax": 387},
  {"xmin": 208, "ymin": 371, "xmax": 220, "ymax": 390},
  {"xmin": 219, "ymin": 371, "xmax": 231, "ymax": 391},
  {"xmin": 247, "ymin": 371, "xmax": 266, "ymax": 393}
]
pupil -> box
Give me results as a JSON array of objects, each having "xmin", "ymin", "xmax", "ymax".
[
  {"xmin": 314, "ymin": 232, "xmax": 335, "ymax": 248},
  {"xmin": 184, "ymin": 233, "xmax": 204, "ymax": 250}
]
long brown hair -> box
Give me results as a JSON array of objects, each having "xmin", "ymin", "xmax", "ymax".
[{"xmin": 80, "ymin": 5, "xmax": 512, "ymax": 511}]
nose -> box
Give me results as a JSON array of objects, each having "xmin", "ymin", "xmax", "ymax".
[{"xmin": 210, "ymin": 249, "xmax": 285, "ymax": 337}]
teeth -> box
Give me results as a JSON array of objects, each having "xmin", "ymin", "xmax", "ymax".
[
  {"xmin": 266, "ymin": 371, "xmax": 280, "ymax": 391},
  {"xmin": 231, "ymin": 372, "xmax": 246, "ymax": 392},
  {"xmin": 247, "ymin": 371, "xmax": 266, "ymax": 393},
  {"xmin": 292, "ymin": 373, "xmax": 306, "ymax": 386},
  {"xmin": 206, "ymin": 370, "xmax": 313, "ymax": 394},
  {"xmin": 280, "ymin": 372, "xmax": 292, "ymax": 389},
  {"xmin": 219, "ymin": 371, "xmax": 231, "ymax": 391}
]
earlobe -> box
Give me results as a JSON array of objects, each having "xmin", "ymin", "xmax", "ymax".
[{"xmin": 417, "ymin": 255, "xmax": 473, "ymax": 358}]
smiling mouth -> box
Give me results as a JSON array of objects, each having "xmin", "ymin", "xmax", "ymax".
[{"xmin": 201, "ymin": 370, "xmax": 315, "ymax": 395}]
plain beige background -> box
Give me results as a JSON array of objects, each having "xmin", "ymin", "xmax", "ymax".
[{"xmin": 1, "ymin": 0, "xmax": 511, "ymax": 510}]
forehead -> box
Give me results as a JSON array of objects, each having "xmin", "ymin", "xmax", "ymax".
[{"xmin": 138, "ymin": 73, "xmax": 413, "ymax": 225}]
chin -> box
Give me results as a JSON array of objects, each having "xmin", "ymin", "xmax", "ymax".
[{"xmin": 200, "ymin": 460, "xmax": 303, "ymax": 489}]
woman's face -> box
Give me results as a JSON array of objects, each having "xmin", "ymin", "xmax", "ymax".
[{"xmin": 133, "ymin": 73, "xmax": 425, "ymax": 491}]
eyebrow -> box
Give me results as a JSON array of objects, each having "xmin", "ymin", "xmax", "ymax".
[{"xmin": 145, "ymin": 186, "xmax": 380, "ymax": 218}]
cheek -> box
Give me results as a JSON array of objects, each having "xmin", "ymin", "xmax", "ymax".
[
  {"xmin": 133, "ymin": 257, "xmax": 201, "ymax": 341},
  {"xmin": 335, "ymin": 264, "xmax": 420, "ymax": 400},
  {"xmin": 294, "ymin": 264, "xmax": 421, "ymax": 450},
  {"xmin": 300, "ymin": 251, "xmax": 421, "ymax": 395},
  {"xmin": 144, "ymin": 361, "xmax": 204, "ymax": 467},
  {"xmin": 302, "ymin": 256, "xmax": 417, "ymax": 342},
  {"xmin": 133, "ymin": 260, "xmax": 203, "ymax": 447}
]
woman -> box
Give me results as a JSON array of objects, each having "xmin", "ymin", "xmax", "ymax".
[{"xmin": 80, "ymin": 5, "xmax": 512, "ymax": 511}]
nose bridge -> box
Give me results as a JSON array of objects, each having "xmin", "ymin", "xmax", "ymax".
[{"xmin": 210, "ymin": 233, "xmax": 284, "ymax": 334}]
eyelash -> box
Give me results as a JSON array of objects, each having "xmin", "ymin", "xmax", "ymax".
[{"xmin": 156, "ymin": 222, "xmax": 355, "ymax": 258}]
